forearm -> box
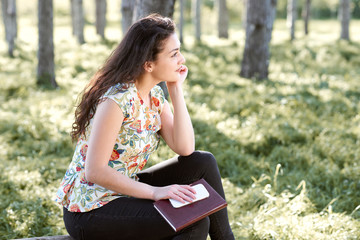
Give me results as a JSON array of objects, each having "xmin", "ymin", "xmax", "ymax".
[
  {"xmin": 168, "ymin": 85, "xmax": 195, "ymax": 155},
  {"xmin": 86, "ymin": 165, "xmax": 155, "ymax": 200},
  {"xmin": 86, "ymin": 164, "xmax": 196, "ymax": 203}
]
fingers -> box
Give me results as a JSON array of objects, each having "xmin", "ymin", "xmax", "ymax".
[
  {"xmin": 169, "ymin": 185, "xmax": 196, "ymax": 203},
  {"xmin": 180, "ymin": 65, "xmax": 188, "ymax": 74},
  {"xmin": 179, "ymin": 65, "xmax": 188, "ymax": 80},
  {"xmin": 153, "ymin": 184, "xmax": 197, "ymax": 203}
]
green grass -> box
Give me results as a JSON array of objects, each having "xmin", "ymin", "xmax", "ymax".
[{"xmin": 1, "ymin": 2, "xmax": 360, "ymax": 239}]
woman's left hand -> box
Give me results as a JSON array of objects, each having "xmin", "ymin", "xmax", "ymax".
[
  {"xmin": 167, "ymin": 64, "xmax": 188, "ymax": 89},
  {"xmin": 178, "ymin": 64, "xmax": 188, "ymax": 84}
]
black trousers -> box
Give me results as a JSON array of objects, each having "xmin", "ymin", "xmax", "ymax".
[{"xmin": 63, "ymin": 151, "xmax": 235, "ymax": 240}]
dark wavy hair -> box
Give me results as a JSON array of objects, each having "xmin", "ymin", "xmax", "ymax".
[{"xmin": 71, "ymin": 14, "xmax": 175, "ymax": 141}]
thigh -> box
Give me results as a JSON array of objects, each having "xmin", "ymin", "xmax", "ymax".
[
  {"xmin": 137, "ymin": 151, "xmax": 220, "ymax": 188},
  {"xmin": 64, "ymin": 197, "xmax": 174, "ymax": 240}
]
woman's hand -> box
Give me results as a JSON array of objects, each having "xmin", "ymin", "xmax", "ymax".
[
  {"xmin": 153, "ymin": 184, "xmax": 196, "ymax": 203},
  {"xmin": 167, "ymin": 64, "xmax": 188, "ymax": 89},
  {"xmin": 178, "ymin": 64, "xmax": 188, "ymax": 84}
]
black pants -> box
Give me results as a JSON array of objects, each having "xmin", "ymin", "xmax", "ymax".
[{"xmin": 63, "ymin": 151, "xmax": 235, "ymax": 240}]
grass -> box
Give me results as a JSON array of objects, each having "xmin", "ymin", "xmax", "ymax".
[{"xmin": 1, "ymin": 2, "xmax": 360, "ymax": 239}]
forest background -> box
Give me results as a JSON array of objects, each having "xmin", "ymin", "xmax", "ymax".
[{"xmin": 0, "ymin": 0, "xmax": 360, "ymax": 239}]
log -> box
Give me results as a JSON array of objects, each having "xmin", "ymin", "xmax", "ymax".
[{"xmin": 12, "ymin": 235, "xmax": 71, "ymax": 240}]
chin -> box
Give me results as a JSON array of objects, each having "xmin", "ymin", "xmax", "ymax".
[{"xmin": 165, "ymin": 78, "xmax": 179, "ymax": 83}]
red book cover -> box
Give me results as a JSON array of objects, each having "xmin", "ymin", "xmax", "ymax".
[{"xmin": 153, "ymin": 179, "xmax": 227, "ymax": 232}]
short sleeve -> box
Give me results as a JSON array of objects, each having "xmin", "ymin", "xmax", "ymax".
[
  {"xmin": 151, "ymin": 85, "xmax": 168, "ymax": 115},
  {"xmin": 102, "ymin": 84, "xmax": 134, "ymax": 120}
]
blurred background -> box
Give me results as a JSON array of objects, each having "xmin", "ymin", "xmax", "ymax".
[{"xmin": 0, "ymin": 0, "xmax": 359, "ymax": 239}]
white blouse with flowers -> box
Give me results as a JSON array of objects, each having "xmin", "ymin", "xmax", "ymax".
[{"xmin": 55, "ymin": 83, "xmax": 166, "ymax": 212}]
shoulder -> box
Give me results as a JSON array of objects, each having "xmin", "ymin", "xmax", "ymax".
[
  {"xmin": 102, "ymin": 83, "xmax": 136, "ymax": 118},
  {"xmin": 103, "ymin": 83, "xmax": 134, "ymax": 101},
  {"xmin": 151, "ymin": 85, "xmax": 164, "ymax": 96},
  {"xmin": 151, "ymin": 85, "xmax": 168, "ymax": 114},
  {"xmin": 151, "ymin": 85, "xmax": 166, "ymax": 104}
]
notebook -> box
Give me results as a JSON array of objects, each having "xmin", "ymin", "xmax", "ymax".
[{"xmin": 153, "ymin": 178, "xmax": 227, "ymax": 232}]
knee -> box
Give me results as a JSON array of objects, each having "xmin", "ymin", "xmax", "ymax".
[
  {"xmin": 191, "ymin": 151, "xmax": 218, "ymax": 169},
  {"xmin": 199, "ymin": 216, "xmax": 210, "ymax": 231},
  {"xmin": 187, "ymin": 150, "xmax": 215, "ymax": 161},
  {"xmin": 193, "ymin": 216, "xmax": 210, "ymax": 236},
  {"xmin": 181, "ymin": 151, "xmax": 219, "ymax": 174},
  {"xmin": 177, "ymin": 217, "xmax": 210, "ymax": 239}
]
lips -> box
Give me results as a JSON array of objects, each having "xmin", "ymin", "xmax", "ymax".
[{"xmin": 176, "ymin": 65, "xmax": 184, "ymax": 72}]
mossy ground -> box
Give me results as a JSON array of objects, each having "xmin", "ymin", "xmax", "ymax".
[{"xmin": 0, "ymin": 1, "xmax": 359, "ymax": 239}]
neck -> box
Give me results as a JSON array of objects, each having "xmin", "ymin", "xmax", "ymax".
[{"xmin": 135, "ymin": 74, "xmax": 159, "ymax": 99}]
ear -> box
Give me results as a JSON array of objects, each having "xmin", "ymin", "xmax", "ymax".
[{"xmin": 144, "ymin": 61, "xmax": 154, "ymax": 73}]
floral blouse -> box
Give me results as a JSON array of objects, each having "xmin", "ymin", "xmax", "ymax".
[{"xmin": 55, "ymin": 83, "xmax": 166, "ymax": 212}]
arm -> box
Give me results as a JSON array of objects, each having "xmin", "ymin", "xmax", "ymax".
[
  {"xmin": 159, "ymin": 65, "xmax": 195, "ymax": 156},
  {"xmin": 85, "ymin": 98, "xmax": 195, "ymax": 202}
]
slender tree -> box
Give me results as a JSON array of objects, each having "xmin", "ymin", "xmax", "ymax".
[
  {"xmin": 37, "ymin": 0, "xmax": 57, "ymax": 88},
  {"xmin": 240, "ymin": 0, "xmax": 277, "ymax": 80},
  {"xmin": 132, "ymin": 0, "xmax": 177, "ymax": 99},
  {"xmin": 71, "ymin": 0, "xmax": 85, "ymax": 44},
  {"xmin": 133, "ymin": 0, "xmax": 176, "ymax": 20},
  {"xmin": 95, "ymin": 0, "xmax": 106, "ymax": 39},
  {"xmin": 179, "ymin": 0, "xmax": 185, "ymax": 43},
  {"xmin": 287, "ymin": 0, "xmax": 297, "ymax": 40},
  {"xmin": 266, "ymin": 0, "xmax": 277, "ymax": 44},
  {"xmin": 354, "ymin": 0, "xmax": 360, "ymax": 18},
  {"xmin": 1, "ymin": 0, "xmax": 17, "ymax": 57},
  {"xmin": 121, "ymin": 0, "xmax": 134, "ymax": 35},
  {"xmin": 192, "ymin": 0, "xmax": 201, "ymax": 42},
  {"xmin": 302, "ymin": 0, "xmax": 311, "ymax": 35},
  {"xmin": 242, "ymin": 0, "xmax": 247, "ymax": 29},
  {"xmin": 339, "ymin": 0, "xmax": 350, "ymax": 40},
  {"xmin": 217, "ymin": 0, "xmax": 229, "ymax": 38}
]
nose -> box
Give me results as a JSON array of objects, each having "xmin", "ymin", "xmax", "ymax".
[{"xmin": 178, "ymin": 52, "xmax": 186, "ymax": 64}]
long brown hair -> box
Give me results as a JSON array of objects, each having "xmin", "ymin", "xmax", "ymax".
[{"xmin": 71, "ymin": 14, "xmax": 175, "ymax": 141}]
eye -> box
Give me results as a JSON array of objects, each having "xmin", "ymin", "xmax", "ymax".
[{"xmin": 172, "ymin": 52, "xmax": 178, "ymax": 57}]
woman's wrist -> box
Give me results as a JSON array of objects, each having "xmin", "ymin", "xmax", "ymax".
[
  {"xmin": 149, "ymin": 185, "xmax": 157, "ymax": 200},
  {"xmin": 149, "ymin": 185, "xmax": 161, "ymax": 201},
  {"xmin": 167, "ymin": 84, "xmax": 184, "ymax": 102}
]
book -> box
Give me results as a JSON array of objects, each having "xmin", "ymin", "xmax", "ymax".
[{"xmin": 153, "ymin": 178, "xmax": 227, "ymax": 232}]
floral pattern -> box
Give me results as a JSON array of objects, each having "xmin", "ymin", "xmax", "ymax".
[{"xmin": 55, "ymin": 83, "xmax": 166, "ymax": 212}]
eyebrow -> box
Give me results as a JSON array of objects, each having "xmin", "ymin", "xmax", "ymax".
[{"xmin": 169, "ymin": 47, "xmax": 180, "ymax": 54}]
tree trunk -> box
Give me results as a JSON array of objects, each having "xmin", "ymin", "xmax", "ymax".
[
  {"xmin": 242, "ymin": 0, "xmax": 247, "ymax": 29},
  {"xmin": 71, "ymin": 0, "xmax": 85, "ymax": 44},
  {"xmin": 287, "ymin": 0, "xmax": 297, "ymax": 40},
  {"xmin": 133, "ymin": 0, "xmax": 176, "ymax": 21},
  {"xmin": 302, "ymin": 0, "xmax": 310, "ymax": 35},
  {"xmin": 132, "ymin": 0, "xmax": 176, "ymax": 99},
  {"xmin": 266, "ymin": 0, "xmax": 277, "ymax": 45},
  {"xmin": 240, "ymin": 0, "xmax": 277, "ymax": 80},
  {"xmin": 179, "ymin": 0, "xmax": 185, "ymax": 43},
  {"xmin": 339, "ymin": 0, "xmax": 350, "ymax": 40},
  {"xmin": 217, "ymin": 0, "xmax": 229, "ymax": 38},
  {"xmin": 192, "ymin": 0, "xmax": 201, "ymax": 42},
  {"xmin": 95, "ymin": 0, "xmax": 106, "ymax": 39},
  {"xmin": 121, "ymin": 0, "xmax": 134, "ymax": 35},
  {"xmin": 1, "ymin": 0, "xmax": 17, "ymax": 57},
  {"xmin": 354, "ymin": 0, "xmax": 360, "ymax": 19},
  {"xmin": 37, "ymin": 0, "xmax": 57, "ymax": 88}
]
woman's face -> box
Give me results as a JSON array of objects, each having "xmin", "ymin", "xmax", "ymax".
[{"xmin": 150, "ymin": 33, "xmax": 186, "ymax": 83}]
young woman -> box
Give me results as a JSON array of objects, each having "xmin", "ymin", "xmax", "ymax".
[{"xmin": 56, "ymin": 14, "xmax": 235, "ymax": 240}]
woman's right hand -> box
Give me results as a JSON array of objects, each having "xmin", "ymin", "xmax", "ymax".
[{"xmin": 153, "ymin": 184, "xmax": 196, "ymax": 203}]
